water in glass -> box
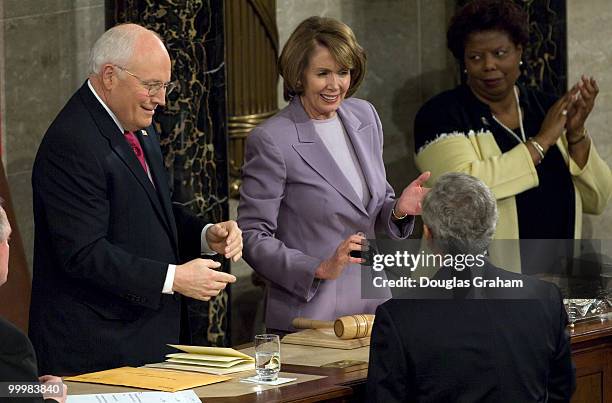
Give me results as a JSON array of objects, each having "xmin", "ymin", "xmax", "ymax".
[{"xmin": 254, "ymin": 334, "xmax": 280, "ymax": 381}]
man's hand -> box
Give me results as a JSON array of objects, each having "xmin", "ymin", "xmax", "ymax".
[
  {"xmin": 206, "ymin": 220, "xmax": 243, "ymax": 262},
  {"xmin": 39, "ymin": 375, "xmax": 66, "ymax": 403},
  {"xmin": 173, "ymin": 258, "xmax": 236, "ymax": 301}
]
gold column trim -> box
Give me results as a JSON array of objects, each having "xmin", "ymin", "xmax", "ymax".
[
  {"xmin": 225, "ymin": 0, "xmax": 278, "ymax": 198},
  {"xmin": 228, "ymin": 110, "xmax": 278, "ymax": 197},
  {"xmin": 229, "ymin": 110, "xmax": 278, "ymax": 125},
  {"xmin": 247, "ymin": 0, "xmax": 279, "ymax": 52},
  {"xmin": 228, "ymin": 110, "xmax": 278, "ymax": 135}
]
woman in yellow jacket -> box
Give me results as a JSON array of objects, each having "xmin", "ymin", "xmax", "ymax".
[{"xmin": 414, "ymin": 0, "xmax": 611, "ymax": 273}]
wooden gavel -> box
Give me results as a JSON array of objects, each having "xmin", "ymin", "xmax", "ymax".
[{"xmin": 291, "ymin": 314, "xmax": 375, "ymax": 340}]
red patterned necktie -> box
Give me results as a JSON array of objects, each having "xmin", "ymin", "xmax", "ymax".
[{"xmin": 124, "ymin": 131, "xmax": 149, "ymax": 174}]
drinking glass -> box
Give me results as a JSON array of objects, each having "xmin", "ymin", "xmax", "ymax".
[{"xmin": 254, "ymin": 334, "xmax": 281, "ymax": 381}]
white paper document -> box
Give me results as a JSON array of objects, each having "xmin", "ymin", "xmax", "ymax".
[{"xmin": 66, "ymin": 389, "xmax": 200, "ymax": 403}]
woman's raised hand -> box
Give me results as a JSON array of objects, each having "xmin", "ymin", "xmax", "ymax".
[
  {"xmin": 566, "ymin": 75, "xmax": 598, "ymax": 139},
  {"xmin": 535, "ymin": 91, "xmax": 573, "ymax": 150},
  {"xmin": 394, "ymin": 171, "xmax": 431, "ymax": 216}
]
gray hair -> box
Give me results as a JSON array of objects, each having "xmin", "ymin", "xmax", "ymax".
[
  {"xmin": 88, "ymin": 24, "xmax": 158, "ymax": 74},
  {"xmin": 422, "ymin": 172, "xmax": 498, "ymax": 255}
]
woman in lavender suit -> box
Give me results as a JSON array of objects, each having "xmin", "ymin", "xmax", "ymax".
[{"xmin": 238, "ymin": 16, "xmax": 429, "ymax": 333}]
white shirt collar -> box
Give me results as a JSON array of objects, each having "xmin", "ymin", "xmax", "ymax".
[{"xmin": 87, "ymin": 79, "xmax": 125, "ymax": 134}]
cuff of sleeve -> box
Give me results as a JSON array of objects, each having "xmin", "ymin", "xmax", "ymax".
[
  {"xmin": 387, "ymin": 212, "xmax": 415, "ymax": 239},
  {"xmin": 162, "ymin": 264, "xmax": 176, "ymax": 294},
  {"xmin": 394, "ymin": 215, "xmax": 415, "ymax": 236},
  {"xmin": 568, "ymin": 139, "xmax": 593, "ymax": 176},
  {"xmin": 201, "ymin": 223, "xmax": 216, "ymax": 255},
  {"xmin": 518, "ymin": 142, "xmax": 540, "ymax": 183},
  {"xmin": 292, "ymin": 256, "xmax": 324, "ymax": 302},
  {"xmin": 307, "ymin": 278, "xmax": 321, "ymax": 301}
]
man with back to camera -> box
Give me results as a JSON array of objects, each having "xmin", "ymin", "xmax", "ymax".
[
  {"xmin": 29, "ymin": 23, "xmax": 242, "ymax": 375},
  {"xmin": 0, "ymin": 204, "xmax": 67, "ymax": 402},
  {"xmin": 366, "ymin": 172, "xmax": 575, "ymax": 402}
]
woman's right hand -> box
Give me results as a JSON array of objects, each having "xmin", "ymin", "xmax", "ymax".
[
  {"xmin": 534, "ymin": 91, "xmax": 574, "ymax": 150},
  {"xmin": 315, "ymin": 233, "xmax": 366, "ymax": 280}
]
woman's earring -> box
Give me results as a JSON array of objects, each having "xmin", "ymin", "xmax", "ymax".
[
  {"xmin": 519, "ymin": 60, "xmax": 523, "ymax": 66},
  {"xmin": 463, "ymin": 68, "xmax": 468, "ymax": 74}
]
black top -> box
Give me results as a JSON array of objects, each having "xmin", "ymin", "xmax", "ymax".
[
  {"xmin": 414, "ymin": 84, "xmax": 575, "ymax": 240},
  {"xmin": 366, "ymin": 263, "xmax": 575, "ymax": 403}
]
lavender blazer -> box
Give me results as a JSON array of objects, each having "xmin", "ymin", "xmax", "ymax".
[{"xmin": 238, "ymin": 97, "xmax": 414, "ymax": 331}]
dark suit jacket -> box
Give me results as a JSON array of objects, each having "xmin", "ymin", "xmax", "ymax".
[
  {"xmin": 29, "ymin": 82, "xmax": 205, "ymax": 375},
  {"xmin": 0, "ymin": 317, "xmax": 51, "ymax": 402},
  {"xmin": 366, "ymin": 264, "xmax": 575, "ymax": 403}
]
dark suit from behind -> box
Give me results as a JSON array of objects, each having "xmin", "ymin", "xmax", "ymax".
[
  {"xmin": 366, "ymin": 264, "xmax": 575, "ymax": 403},
  {"xmin": 0, "ymin": 317, "xmax": 51, "ymax": 402},
  {"xmin": 29, "ymin": 82, "xmax": 204, "ymax": 375}
]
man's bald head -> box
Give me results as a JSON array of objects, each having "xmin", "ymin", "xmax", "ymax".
[
  {"xmin": 88, "ymin": 23, "xmax": 171, "ymax": 131},
  {"xmin": 88, "ymin": 23, "xmax": 166, "ymax": 75}
]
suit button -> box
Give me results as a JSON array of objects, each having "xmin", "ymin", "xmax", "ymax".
[{"xmin": 125, "ymin": 294, "xmax": 139, "ymax": 302}]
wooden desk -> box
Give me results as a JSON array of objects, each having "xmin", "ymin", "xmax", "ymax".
[
  {"xmin": 571, "ymin": 317, "xmax": 612, "ymax": 403},
  {"xmin": 66, "ymin": 319, "xmax": 612, "ymax": 402},
  {"xmin": 66, "ymin": 365, "xmax": 356, "ymax": 402},
  {"xmin": 204, "ymin": 365, "xmax": 363, "ymax": 403},
  {"xmin": 66, "ymin": 345, "xmax": 368, "ymax": 402}
]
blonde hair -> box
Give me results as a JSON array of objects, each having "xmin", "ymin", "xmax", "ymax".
[{"xmin": 279, "ymin": 16, "xmax": 366, "ymax": 101}]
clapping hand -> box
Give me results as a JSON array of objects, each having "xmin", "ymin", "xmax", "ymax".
[
  {"xmin": 535, "ymin": 92, "xmax": 572, "ymax": 148},
  {"xmin": 566, "ymin": 75, "xmax": 598, "ymax": 138}
]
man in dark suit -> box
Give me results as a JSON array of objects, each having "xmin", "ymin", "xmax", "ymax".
[
  {"xmin": 29, "ymin": 24, "xmax": 242, "ymax": 376},
  {"xmin": 0, "ymin": 204, "xmax": 67, "ymax": 402},
  {"xmin": 366, "ymin": 173, "xmax": 575, "ymax": 402}
]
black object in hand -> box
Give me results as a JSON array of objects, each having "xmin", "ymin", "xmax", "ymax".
[{"xmin": 350, "ymin": 248, "xmax": 375, "ymax": 266}]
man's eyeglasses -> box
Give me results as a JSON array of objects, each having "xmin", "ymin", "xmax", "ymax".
[{"xmin": 114, "ymin": 65, "xmax": 177, "ymax": 96}]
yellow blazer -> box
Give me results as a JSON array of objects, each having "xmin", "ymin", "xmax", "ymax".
[
  {"xmin": 414, "ymin": 85, "xmax": 612, "ymax": 271},
  {"xmin": 415, "ymin": 129, "xmax": 611, "ymax": 240}
]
